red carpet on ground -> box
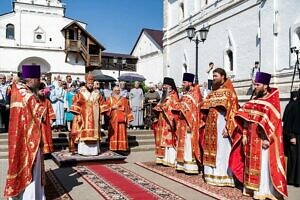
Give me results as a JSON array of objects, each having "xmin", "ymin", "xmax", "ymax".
[
  {"xmin": 74, "ymin": 164, "xmax": 183, "ymax": 200},
  {"xmin": 88, "ymin": 165, "xmax": 157, "ymax": 200}
]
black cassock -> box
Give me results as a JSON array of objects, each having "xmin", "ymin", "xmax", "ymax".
[{"xmin": 283, "ymin": 91, "xmax": 300, "ymax": 186}]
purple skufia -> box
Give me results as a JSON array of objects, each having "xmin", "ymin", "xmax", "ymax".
[
  {"xmin": 183, "ymin": 73, "xmax": 195, "ymax": 83},
  {"xmin": 22, "ymin": 65, "xmax": 41, "ymax": 79},
  {"xmin": 255, "ymin": 72, "xmax": 271, "ymax": 85}
]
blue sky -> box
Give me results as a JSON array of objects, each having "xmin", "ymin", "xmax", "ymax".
[{"xmin": 0, "ymin": 0, "xmax": 163, "ymax": 54}]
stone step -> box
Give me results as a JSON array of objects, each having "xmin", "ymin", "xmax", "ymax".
[
  {"xmin": 0, "ymin": 131, "xmax": 154, "ymax": 141},
  {"xmin": 0, "ymin": 133, "xmax": 8, "ymax": 139},
  {"xmin": 51, "ymin": 139, "xmax": 154, "ymax": 148},
  {"xmin": 130, "ymin": 144, "xmax": 155, "ymax": 152},
  {"xmin": 0, "ymin": 144, "xmax": 8, "ymax": 152},
  {"xmin": 51, "ymin": 133, "xmax": 154, "ymax": 141},
  {"xmin": 0, "ymin": 130, "xmax": 155, "ymax": 159},
  {"xmin": 0, "ymin": 139, "xmax": 7, "ymax": 145},
  {"xmin": 0, "ymin": 151, "xmax": 8, "ymax": 159}
]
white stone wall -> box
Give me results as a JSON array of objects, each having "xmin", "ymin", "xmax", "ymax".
[
  {"xmin": 163, "ymin": 0, "xmax": 300, "ymax": 92},
  {"xmin": 131, "ymin": 32, "xmax": 164, "ymax": 85},
  {"xmin": 136, "ymin": 53, "xmax": 164, "ymax": 85}
]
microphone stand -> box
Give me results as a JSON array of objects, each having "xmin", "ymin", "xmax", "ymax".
[{"xmin": 290, "ymin": 50, "xmax": 300, "ymax": 92}]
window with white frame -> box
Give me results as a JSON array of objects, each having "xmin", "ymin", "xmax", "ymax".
[
  {"xmin": 224, "ymin": 49, "xmax": 234, "ymax": 72},
  {"xmin": 6, "ymin": 24, "xmax": 15, "ymax": 39},
  {"xmin": 179, "ymin": 2, "xmax": 185, "ymax": 20},
  {"xmin": 34, "ymin": 26, "xmax": 46, "ymax": 43}
]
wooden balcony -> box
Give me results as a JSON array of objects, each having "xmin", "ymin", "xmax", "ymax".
[
  {"xmin": 88, "ymin": 54, "xmax": 101, "ymax": 67},
  {"xmin": 62, "ymin": 21, "xmax": 106, "ymax": 68}
]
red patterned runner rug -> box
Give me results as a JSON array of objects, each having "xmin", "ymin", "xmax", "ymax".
[
  {"xmin": 74, "ymin": 164, "xmax": 183, "ymax": 200},
  {"xmin": 136, "ymin": 162, "xmax": 252, "ymax": 200}
]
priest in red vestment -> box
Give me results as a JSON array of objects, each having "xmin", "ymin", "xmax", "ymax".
[
  {"xmin": 152, "ymin": 77, "xmax": 179, "ymax": 166},
  {"xmin": 201, "ymin": 68, "xmax": 239, "ymax": 186},
  {"xmin": 38, "ymin": 82, "xmax": 56, "ymax": 154},
  {"xmin": 173, "ymin": 73, "xmax": 203, "ymax": 174},
  {"xmin": 4, "ymin": 65, "xmax": 47, "ymax": 199},
  {"xmin": 105, "ymin": 86, "xmax": 133, "ymax": 151},
  {"xmin": 230, "ymin": 72, "xmax": 288, "ymax": 199},
  {"xmin": 70, "ymin": 72, "xmax": 108, "ymax": 156}
]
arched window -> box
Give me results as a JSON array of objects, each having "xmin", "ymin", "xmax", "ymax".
[
  {"xmin": 6, "ymin": 24, "xmax": 14, "ymax": 39},
  {"xmin": 183, "ymin": 63, "xmax": 187, "ymax": 73},
  {"xmin": 227, "ymin": 50, "xmax": 233, "ymax": 71},
  {"xmin": 224, "ymin": 49, "xmax": 234, "ymax": 71},
  {"xmin": 179, "ymin": 2, "xmax": 185, "ymax": 20}
]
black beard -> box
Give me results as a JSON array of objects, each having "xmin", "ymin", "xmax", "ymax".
[
  {"xmin": 87, "ymin": 87, "xmax": 93, "ymax": 92},
  {"xmin": 212, "ymin": 81, "xmax": 221, "ymax": 91},
  {"xmin": 160, "ymin": 90, "xmax": 168, "ymax": 102},
  {"xmin": 255, "ymin": 90, "xmax": 267, "ymax": 98},
  {"xmin": 183, "ymin": 86, "xmax": 190, "ymax": 93},
  {"xmin": 38, "ymin": 94, "xmax": 45, "ymax": 99}
]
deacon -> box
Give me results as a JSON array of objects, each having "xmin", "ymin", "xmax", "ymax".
[
  {"xmin": 70, "ymin": 72, "xmax": 107, "ymax": 156},
  {"xmin": 230, "ymin": 72, "xmax": 288, "ymax": 199},
  {"xmin": 173, "ymin": 73, "xmax": 202, "ymax": 173},
  {"xmin": 201, "ymin": 68, "xmax": 238, "ymax": 186},
  {"xmin": 4, "ymin": 65, "xmax": 47, "ymax": 199},
  {"xmin": 105, "ymin": 86, "xmax": 133, "ymax": 151},
  {"xmin": 38, "ymin": 82, "xmax": 56, "ymax": 154},
  {"xmin": 153, "ymin": 77, "xmax": 179, "ymax": 166}
]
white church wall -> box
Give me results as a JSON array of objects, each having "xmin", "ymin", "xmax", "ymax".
[
  {"xmin": 0, "ymin": 48, "xmax": 85, "ymax": 76},
  {"xmin": 165, "ymin": 0, "xmax": 264, "ymax": 85},
  {"xmin": 0, "ymin": 0, "xmax": 89, "ymax": 77},
  {"xmin": 136, "ymin": 52, "xmax": 164, "ymax": 85},
  {"xmin": 131, "ymin": 31, "xmax": 164, "ymax": 85}
]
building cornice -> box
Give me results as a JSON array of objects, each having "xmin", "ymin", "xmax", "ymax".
[
  {"xmin": 0, "ymin": 45, "xmax": 64, "ymax": 52},
  {"xmin": 13, "ymin": 2, "xmax": 64, "ymax": 10}
]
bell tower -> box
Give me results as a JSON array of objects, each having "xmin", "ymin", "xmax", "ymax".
[
  {"xmin": 14, "ymin": 0, "xmax": 63, "ymax": 7},
  {"xmin": 13, "ymin": 0, "xmax": 65, "ymax": 16}
]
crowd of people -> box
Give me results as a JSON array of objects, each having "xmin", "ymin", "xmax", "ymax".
[{"xmin": 1, "ymin": 63, "xmax": 299, "ymax": 200}]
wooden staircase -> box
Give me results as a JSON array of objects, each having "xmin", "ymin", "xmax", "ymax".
[{"xmin": 0, "ymin": 130, "xmax": 155, "ymax": 160}]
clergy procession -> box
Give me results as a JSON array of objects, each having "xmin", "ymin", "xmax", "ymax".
[
  {"xmin": 0, "ymin": 63, "xmax": 297, "ymax": 200},
  {"xmin": 2, "ymin": 0, "xmax": 300, "ymax": 199}
]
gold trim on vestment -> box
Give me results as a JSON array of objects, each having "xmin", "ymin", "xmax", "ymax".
[
  {"xmin": 10, "ymin": 102, "xmax": 24, "ymax": 108},
  {"xmin": 156, "ymin": 158, "xmax": 163, "ymax": 164},
  {"xmin": 242, "ymin": 109, "xmax": 275, "ymax": 132},
  {"xmin": 250, "ymin": 99, "xmax": 280, "ymax": 119},
  {"xmin": 204, "ymin": 174, "xmax": 234, "ymax": 180},
  {"xmin": 269, "ymin": 134, "xmax": 286, "ymax": 179},
  {"xmin": 161, "ymin": 160, "xmax": 175, "ymax": 167},
  {"xmin": 205, "ymin": 180, "xmax": 235, "ymax": 187},
  {"xmin": 176, "ymin": 167, "xmax": 199, "ymax": 174},
  {"xmin": 244, "ymin": 182, "xmax": 259, "ymax": 191},
  {"xmin": 79, "ymin": 137, "xmax": 99, "ymax": 141},
  {"xmin": 6, "ymin": 160, "xmax": 28, "ymax": 179}
]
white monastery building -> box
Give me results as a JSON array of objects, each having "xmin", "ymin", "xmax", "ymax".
[
  {"xmin": 131, "ymin": 28, "xmax": 164, "ymax": 85},
  {"xmin": 163, "ymin": 0, "xmax": 300, "ymax": 95},
  {"xmin": 0, "ymin": 0, "xmax": 137, "ymax": 81}
]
